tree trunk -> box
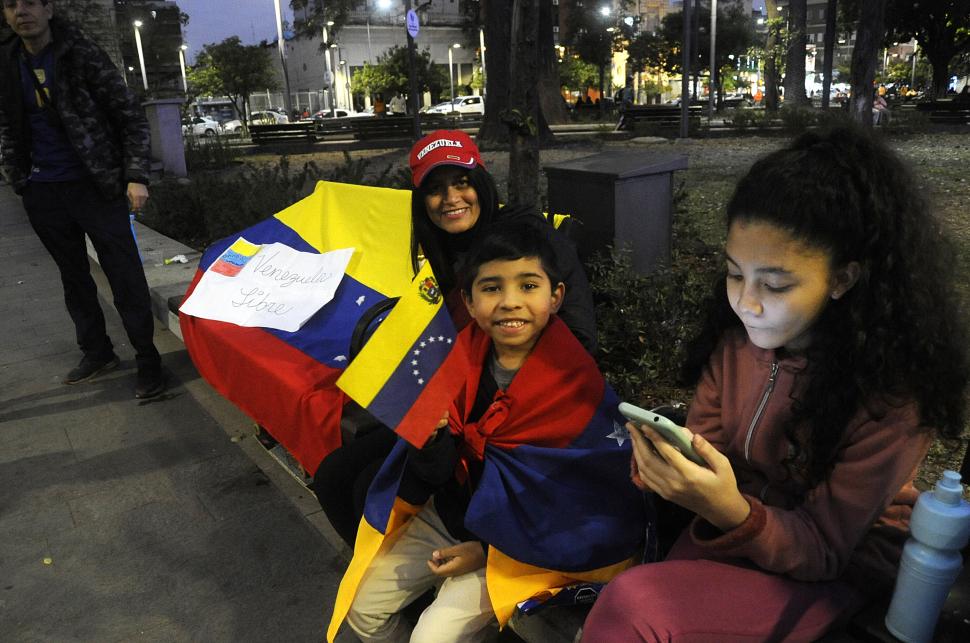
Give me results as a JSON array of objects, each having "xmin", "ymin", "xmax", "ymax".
[
  {"xmin": 849, "ymin": 0, "xmax": 886, "ymax": 127},
  {"xmin": 821, "ymin": 0, "xmax": 837, "ymax": 109},
  {"xmin": 478, "ymin": 0, "xmax": 512, "ymax": 147},
  {"xmin": 538, "ymin": 0, "xmax": 567, "ymax": 125},
  {"xmin": 764, "ymin": 0, "xmax": 780, "ymax": 111},
  {"xmin": 930, "ymin": 56, "xmax": 951, "ymax": 99},
  {"xmin": 783, "ymin": 0, "xmax": 808, "ymax": 106},
  {"xmin": 507, "ymin": 0, "xmax": 541, "ymax": 210}
]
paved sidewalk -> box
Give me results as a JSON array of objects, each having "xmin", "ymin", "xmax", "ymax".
[{"xmin": 0, "ymin": 184, "xmax": 351, "ymax": 642}]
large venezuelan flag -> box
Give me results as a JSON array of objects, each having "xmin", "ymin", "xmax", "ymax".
[
  {"xmin": 180, "ymin": 181, "xmax": 414, "ymax": 474},
  {"xmin": 337, "ymin": 260, "xmax": 464, "ymax": 449},
  {"xmin": 327, "ymin": 317, "xmax": 651, "ymax": 640}
]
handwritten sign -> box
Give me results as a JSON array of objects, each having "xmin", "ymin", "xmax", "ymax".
[{"xmin": 180, "ymin": 238, "xmax": 354, "ymax": 332}]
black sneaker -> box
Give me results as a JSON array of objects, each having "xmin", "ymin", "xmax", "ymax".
[
  {"xmin": 64, "ymin": 354, "xmax": 120, "ymax": 385},
  {"xmin": 135, "ymin": 366, "xmax": 166, "ymax": 399}
]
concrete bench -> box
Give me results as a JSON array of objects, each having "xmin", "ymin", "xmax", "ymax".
[
  {"xmin": 249, "ymin": 122, "xmax": 316, "ymax": 144},
  {"xmin": 615, "ymin": 105, "xmax": 703, "ymax": 132},
  {"xmin": 350, "ymin": 116, "xmax": 416, "ymax": 142},
  {"xmin": 914, "ymin": 99, "xmax": 970, "ymax": 125}
]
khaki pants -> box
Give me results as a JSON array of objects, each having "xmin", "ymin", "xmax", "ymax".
[{"xmin": 346, "ymin": 502, "xmax": 496, "ymax": 642}]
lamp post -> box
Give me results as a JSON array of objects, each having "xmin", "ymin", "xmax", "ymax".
[
  {"xmin": 448, "ymin": 43, "xmax": 461, "ymax": 105},
  {"xmin": 479, "ymin": 28, "xmax": 486, "ymax": 98},
  {"xmin": 178, "ymin": 44, "xmax": 189, "ymax": 95},
  {"xmin": 709, "ymin": 0, "xmax": 717, "ymax": 120},
  {"xmin": 323, "ymin": 22, "xmax": 336, "ymax": 117},
  {"xmin": 272, "ymin": 0, "xmax": 293, "ymax": 117},
  {"xmin": 132, "ymin": 20, "xmax": 148, "ymax": 92}
]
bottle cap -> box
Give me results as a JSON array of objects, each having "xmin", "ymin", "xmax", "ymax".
[{"xmin": 933, "ymin": 470, "xmax": 964, "ymax": 506}]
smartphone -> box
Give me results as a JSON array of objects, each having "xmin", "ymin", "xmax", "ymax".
[{"xmin": 618, "ymin": 402, "xmax": 706, "ymax": 466}]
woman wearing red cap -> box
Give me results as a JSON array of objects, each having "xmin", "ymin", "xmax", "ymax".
[
  {"xmin": 407, "ymin": 130, "xmax": 595, "ymax": 342},
  {"xmin": 311, "ymin": 130, "xmax": 597, "ymax": 547}
]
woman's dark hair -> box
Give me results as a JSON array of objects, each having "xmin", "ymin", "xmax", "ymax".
[
  {"xmin": 682, "ymin": 124, "xmax": 968, "ymax": 487},
  {"xmin": 459, "ymin": 221, "xmax": 563, "ymax": 296},
  {"xmin": 409, "ymin": 165, "xmax": 500, "ymax": 292}
]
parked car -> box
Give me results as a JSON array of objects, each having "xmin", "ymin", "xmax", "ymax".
[
  {"xmin": 311, "ymin": 108, "xmax": 372, "ymax": 120},
  {"xmin": 220, "ymin": 118, "xmax": 244, "ymax": 134},
  {"xmin": 424, "ymin": 95, "xmax": 485, "ymax": 115},
  {"xmin": 250, "ymin": 110, "xmax": 289, "ymax": 125},
  {"xmin": 182, "ymin": 115, "xmax": 222, "ymax": 137}
]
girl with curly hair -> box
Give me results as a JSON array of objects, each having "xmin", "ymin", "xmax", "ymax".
[{"xmin": 582, "ymin": 125, "xmax": 968, "ymax": 641}]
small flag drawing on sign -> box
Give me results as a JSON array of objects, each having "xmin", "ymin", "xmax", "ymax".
[{"xmin": 210, "ymin": 238, "xmax": 261, "ymax": 276}]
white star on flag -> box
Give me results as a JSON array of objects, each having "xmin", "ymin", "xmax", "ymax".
[{"xmin": 607, "ymin": 421, "xmax": 630, "ymax": 446}]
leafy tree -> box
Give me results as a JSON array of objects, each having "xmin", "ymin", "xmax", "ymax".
[
  {"xmin": 564, "ymin": 2, "xmax": 636, "ymax": 107},
  {"xmin": 558, "ymin": 55, "xmax": 600, "ymax": 93},
  {"xmin": 886, "ymin": 0, "xmax": 970, "ymax": 98},
  {"xmin": 848, "ymin": 0, "xmax": 887, "ymax": 126},
  {"xmin": 508, "ymin": 0, "xmax": 541, "ymax": 208},
  {"xmin": 783, "ymin": 0, "xmax": 809, "ymax": 106},
  {"xmin": 761, "ymin": 0, "xmax": 785, "ymax": 110},
  {"xmin": 351, "ymin": 45, "xmax": 448, "ymax": 102},
  {"xmin": 349, "ymin": 62, "xmax": 395, "ymax": 96},
  {"xmin": 193, "ymin": 37, "xmax": 279, "ymax": 126},
  {"xmin": 655, "ymin": 4, "xmax": 754, "ymax": 109}
]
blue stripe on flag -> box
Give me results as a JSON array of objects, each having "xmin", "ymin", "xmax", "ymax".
[
  {"xmin": 363, "ymin": 439, "xmax": 409, "ymax": 533},
  {"xmin": 199, "ymin": 218, "xmax": 316, "ymax": 271},
  {"xmin": 365, "ymin": 305, "xmax": 457, "ymax": 429},
  {"xmin": 266, "ymin": 275, "xmax": 386, "ymax": 369},
  {"xmin": 468, "ymin": 440, "xmax": 646, "ymax": 573}
]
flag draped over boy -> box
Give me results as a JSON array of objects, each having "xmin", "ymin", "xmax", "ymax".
[
  {"xmin": 328, "ymin": 317, "xmax": 650, "ymax": 639},
  {"xmin": 179, "ymin": 181, "xmax": 414, "ymax": 474}
]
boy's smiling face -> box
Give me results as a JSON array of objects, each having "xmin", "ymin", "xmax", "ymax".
[{"xmin": 463, "ymin": 256, "xmax": 564, "ymax": 370}]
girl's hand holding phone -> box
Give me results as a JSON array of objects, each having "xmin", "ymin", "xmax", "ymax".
[{"xmin": 628, "ymin": 421, "xmax": 751, "ymax": 533}]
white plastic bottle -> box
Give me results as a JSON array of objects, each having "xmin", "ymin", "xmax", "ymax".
[{"xmin": 885, "ymin": 470, "xmax": 970, "ymax": 643}]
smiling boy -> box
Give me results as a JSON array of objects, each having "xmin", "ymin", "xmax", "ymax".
[{"xmin": 331, "ymin": 223, "xmax": 648, "ymax": 642}]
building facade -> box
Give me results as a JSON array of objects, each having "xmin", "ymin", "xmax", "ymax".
[{"xmin": 272, "ymin": 0, "xmax": 479, "ymax": 113}]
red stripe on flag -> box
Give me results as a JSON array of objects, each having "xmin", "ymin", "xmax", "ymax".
[
  {"xmin": 180, "ymin": 271, "xmax": 343, "ymax": 474},
  {"xmin": 392, "ymin": 337, "xmax": 470, "ymax": 448}
]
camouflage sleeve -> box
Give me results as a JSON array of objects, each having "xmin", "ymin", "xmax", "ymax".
[
  {"xmin": 0, "ymin": 96, "xmax": 26, "ymax": 193},
  {"xmin": 81, "ymin": 40, "xmax": 151, "ymax": 186}
]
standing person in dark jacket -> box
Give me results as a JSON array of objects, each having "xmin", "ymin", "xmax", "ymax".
[{"xmin": 0, "ymin": 0, "xmax": 164, "ymax": 398}]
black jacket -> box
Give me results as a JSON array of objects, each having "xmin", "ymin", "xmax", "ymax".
[{"xmin": 0, "ymin": 18, "xmax": 151, "ymax": 199}]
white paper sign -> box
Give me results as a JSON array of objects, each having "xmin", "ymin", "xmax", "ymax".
[{"xmin": 180, "ymin": 238, "xmax": 354, "ymax": 332}]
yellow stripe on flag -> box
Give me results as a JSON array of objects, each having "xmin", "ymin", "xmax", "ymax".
[
  {"xmin": 274, "ymin": 180, "xmax": 414, "ymax": 297},
  {"xmin": 327, "ymin": 499, "xmax": 422, "ymax": 642},
  {"xmin": 485, "ymin": 547, "xmax": 636, "ymax": 627},
  {"xmin": 336, "ymin": 260, "xmax": 443, "ymax": 407},
  {"xmin": 227, "ymin": 237, "xmax": 262, "ymax": 256}
]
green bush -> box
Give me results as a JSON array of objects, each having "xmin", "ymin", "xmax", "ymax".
[
  {"xmin": 141, "ymin": 153, "xmax": 403, "ymax": 251},
  {"xmin": 728, "ymin": 108, "xmax": 757, "ymax": 131},
  {"xmin": 778, "ymin": 105, "xmax": 818, "ymax": 134},
  {"xmin": 586, "ymin": 213, "xmax": 720, "ymax": 407},
  {"xmin": 183, "ymin": 135, "xmax": 244, "ymax": 171}
]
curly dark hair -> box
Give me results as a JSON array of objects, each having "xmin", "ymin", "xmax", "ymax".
[
  {"xmin": 409, "ymin": 165, "xmax": 501, "ymax": 293},
  {"xmin": 682, "ymin": 124, "xmax": 968, "ymax": 487}
]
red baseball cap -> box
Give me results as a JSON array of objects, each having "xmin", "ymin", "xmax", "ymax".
[{"xmin": 409, "ymin": 130, "xmax": 484, "ymax": 187}]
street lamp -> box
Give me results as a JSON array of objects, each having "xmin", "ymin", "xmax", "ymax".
[
  {"xmin": 709, "ymin": 0, "xmax": 717, "ymax": 120},
  {"xmin": 132, "ymin": 20, "xmax": 148, "ymax": 92},
  {"xmin": 479, "ymin": 28, "xmax": 487, "ymax": 98},
  {"xmin": 599, "ymin": 6, "xmax": 611, "ymax": 17},
  {"xmin": 178, "ymin": 44, "xmax": 189, "ymax": 95},
  {"xmin": 448, "ymin": 43, "xmax": 461, "ymax": 106}
]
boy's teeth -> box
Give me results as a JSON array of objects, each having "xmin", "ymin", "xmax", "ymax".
[{"xmin": 498, "ymin": 320, "xmax": 525, "ymax": 327}]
